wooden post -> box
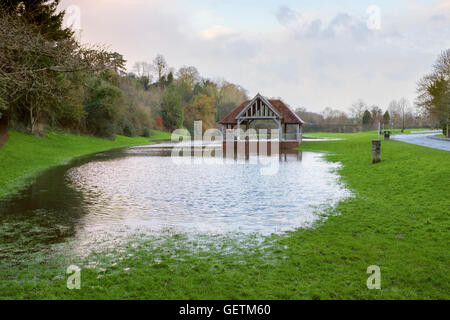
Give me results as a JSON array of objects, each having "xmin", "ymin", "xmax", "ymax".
[
  {"xmin": 277, "ymin": 120, "xmax": 282, "ymax": 141},
  {"xmin": 299, "ymin": 124, "xmax": 303, "ymax": 143},
  {"xmin": 236, "ymin": 119, "xmax": 241, "ymax": 140},
  {"xmin": 372, "ymin": 140, "xmax": 381, "ymax": 164}
]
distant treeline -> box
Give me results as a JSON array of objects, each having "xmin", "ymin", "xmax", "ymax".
[
  {"xmin": 296, "ymin": 48, "xmax": 449, "ymax": 135},
  {"xmin": 0, "ymin": 1, "xmax": 247, "ymax": 138},
  {"xmin": 295, "ymin": 98, "xmax": 434, "ymax": 133},
  {"xmin": 295, "ymin": 56, "xmax": 449, "ymax": 136}
]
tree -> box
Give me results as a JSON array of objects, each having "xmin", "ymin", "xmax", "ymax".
[
  {"xmin": 161, "ymin": 84, "xmax": 183, "ymax": 130},
  {"xmin": 295, "ymin": 107, "xmax": 324, "ymax": 126},
  {"xmin": 0, "ymin": 11, "xmax": 139, "ymax": 135},
  {"xmin": 132, "ymin": 61, "xmax": 152, "ymax": 90},
  {"xmin": 184, "ymin": 94, "xmax": 216, "ymax": 133},
  {"xmin": 3, "ymin": 0, "xmax": 73, "ymax": 41},
  {"xmin": 177, "ymin": 66, "xmax": 200, "ymax": 89},
  {"xmin": 0, "ymin": 97, "xmax": 7, "ymax": 120},
  {"xmin": 370, "ymin": 105, "xmax": 383, "ymax": 130},
  {"xmin": 398, "ymin": 97, "xmax": 410, "ymax": 131},
  {"xmin": 0, "ymin": 13, "xmax": 84, "ymax": 133},
  {"xmin": 362, "ymin": 110, "xmax": 372, "ymax": 130},
  {"xmin": 153, "ymin": 54, "xmax": 168, "ymax": 84},
  {"xmin": 349, "ymin": 99, "xmax": 367, "ymax": 125},
  {"xmin": 174, "ymin": 66, "xmax": 200, "ymax": 104},
  {"xmin": 388, "ymin": 100, "xmax": 401, "ymax": 129},
  {"xmin": 166, "ymin": 71, "xmax": 174, "ymax": 86},
  {"xmin": 383, "ymin": 110, "xmax": 390, "ymax": 128},
  {"xmin": 137, "ymin": 76, "xmax": 151, "ymax": 90},
  {"xmin": 417, "ymin": 49, "xmax": 450, "ymax": 137},
  {"xmin": 216, "ymin": 81, "xmax": 248, "ymax": 121},
  {"xmin": 85, "ymin": 82, "xmax": 124, "ymax": 137},
  {"xmin": 133, "ymin": 61, "xmax": 152, "ymax": 78}
]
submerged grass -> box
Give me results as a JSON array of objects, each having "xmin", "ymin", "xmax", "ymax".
[
  {"xmin": 0, "ymin": 130, "xmax": 169, "ymax": 198},
  {"xmin": 0, "ymin": 131, "xmax": 449, "ymax": 299}
]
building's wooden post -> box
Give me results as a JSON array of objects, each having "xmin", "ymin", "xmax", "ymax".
[
  {"xmin": 277, "ymin": 119, "xmax": 282, "ymax": 141},
  {"xmin": 236, "ymin": 119, "xmax": 241, "ymax": 140},
  {"xmin": 296, "ymin": 124, "xmax": 300, "ymax": 141},
  {"xmin": 372, "ymin": 140, "xmax": 381, "ymax": 163}
]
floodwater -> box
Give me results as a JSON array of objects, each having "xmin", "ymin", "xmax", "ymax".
[{"xmin": 0, "ymin": 142, "xmax": 351, "ymax": 262}]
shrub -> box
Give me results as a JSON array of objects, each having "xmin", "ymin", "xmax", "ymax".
[
  {"xmin": 142, "ymin": 127, "xmax": 151, "ymax": 137},
  {"xmin": 120, "ymin": 117, "xmax": 137, "ymax": 137},
  {"xmin": 442, "ymin": 122, "xmax": 449, "ymax": 137},
  {"xmin": 84, "ymin": 82, "xmax": 124, "ymax": 138}
]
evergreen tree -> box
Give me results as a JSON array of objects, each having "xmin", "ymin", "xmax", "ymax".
[
  {"xmin": 161, "ymin": 84, "xmax": 183, "ymax": 130},
  {"xmin": 383, "ymin": 110, "xmax": 390, "ymax": 127},
  {"xmin": 3, "ymin": 0, "xmax": 73, "ymax": 40},
  {"xmin": 362, "ymin": 110, "xmax": 372, "ymax": 130},
  {"xmin": 166, "ymin": 72, "xmax": 174, "ymax": 86}
]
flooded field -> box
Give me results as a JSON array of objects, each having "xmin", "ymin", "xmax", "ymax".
[{"xmin": 0, "ymin": 144, "xmax": 351, "ymax": 264}]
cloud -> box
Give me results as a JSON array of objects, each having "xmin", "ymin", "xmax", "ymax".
[
  {"xmin": 324, "ymin": 13, "xmax": 373, "ymax": 41},
  {"xmin": 275, "ymin": 5, "xmax": 298, "ymax": 26},
  {"xmin": 429, "ymin": 14, "xmax": 446, "ymax": 22},
  {"xmin": 275, "ymin": 8, "xmax": 374, "ymax": 42},
  {"xmin": 199, "ymin": 25, "xmax": 235, "ymax": 40},
  {"xmin": 59, "ymin": 0, "xmax": 450, "ymax": 112}
]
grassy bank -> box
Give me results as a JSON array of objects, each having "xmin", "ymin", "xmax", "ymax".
[
  {"xmin": 1, "ymin": 131, "xmax": 449, "ymax": 299},
  {"xmin": 0, "ymin": 130, "xmax": 171, "ymax": 198}
]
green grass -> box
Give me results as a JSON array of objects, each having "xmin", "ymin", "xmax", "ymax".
[
  {"xmin": 1, "ymin": 131, "xmax": 449, "ymax": 299},
  {"xmin": 303, "ymin": 128, "xmax": 437, "ymax": 139},
  {"xmin": 148, "ymin": 129, "xmax": 173, "ymax": 140},
  {"xmin": 0, "ymin": 129, "xmax": 169, "ymax": 197}
]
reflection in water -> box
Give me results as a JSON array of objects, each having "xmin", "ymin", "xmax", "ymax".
[{"xmin": 0, "ymin": 143, "xmax": 350, "ymax": 265}]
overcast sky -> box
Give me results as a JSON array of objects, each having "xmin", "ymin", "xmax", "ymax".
[{"xmin": 59, "ymin": 0, "xmax": 450, "ymax": 112}]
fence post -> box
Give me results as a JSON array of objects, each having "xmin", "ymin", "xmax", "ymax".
[{"xmin": 372, "ymin": 140, "xmax": 381, "ymax": 164}]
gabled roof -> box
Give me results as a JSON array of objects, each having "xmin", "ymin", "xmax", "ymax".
[
  {"xmin": 235, "ymin": 93, "xmax": 282, "ymax": 119},
  {"xmin": 219, "ymin": 95, "xmax": 305, "ymax": 124}
]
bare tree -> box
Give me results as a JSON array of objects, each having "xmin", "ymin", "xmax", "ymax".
[
  {"xmin": 349, "ymin": 99, "xmax": 367, "ymax": 124},
  {"xmin": 152, "ymin": 54, "xmax": 168, "ymax": 83},
  {"xmin": 370, "ymin": 105, "xmax": 383, "ymax": 130},
  {"xmin": 388, "ymin": 100, "xmax": 401, "ymax": 129},
  {"xmin": 398, "ymin": 97, "xmax": 411, "ymax": 131},
  {"xmin": 133, "ymin": 61, "xmax": 152, "ymax": 79}
]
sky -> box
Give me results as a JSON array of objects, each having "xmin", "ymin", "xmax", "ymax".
[{"xmin": 59, "ymin": 0, "xmax": 450, "ymax": 112}]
